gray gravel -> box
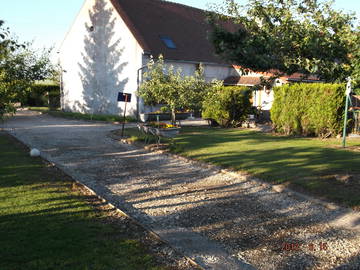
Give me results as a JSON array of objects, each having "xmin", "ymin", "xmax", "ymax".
[{"xmin": 2, "ymin": 110, "xmax": 360, "ymax": 270}]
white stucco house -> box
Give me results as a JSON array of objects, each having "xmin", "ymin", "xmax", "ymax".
[
  {"xmin": 59, "ymin": 0, "xmax": 241, "ymax": 117},
  {"xmin": 59, "ymin": 0, "xmax": 319, "ymax": 118}
]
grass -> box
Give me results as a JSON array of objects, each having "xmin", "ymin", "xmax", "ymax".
[
  {"xmin": 0, "ymin": 132, "xmax": 168, "ymax": 270},
  {"xmin": 124, "ymin": 127, "xmax": 360, "ymax": 209},
  {"xmin": 28, "ymin": 107, "xmax": 136, "ymax": 123}
]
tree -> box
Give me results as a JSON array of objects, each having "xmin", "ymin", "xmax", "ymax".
[
  {"xmin": 138, "ymin": 55, "xmax": 219, "ymax": 123},
  {"xmin": 0, "ymin": 20, "xmax": 53, "ymax": 119},
  {"xmin": 350, "ymin": 27, "xmax": 360, "ymax": 93},
  {"xmin": 208, "ymin": 0, "xmax": 358, "ymax": 82}
]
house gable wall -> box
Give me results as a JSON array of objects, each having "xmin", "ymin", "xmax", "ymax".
[{"xmin": 59, "ymin": 0, "xmax": 143, "ymax": 116}]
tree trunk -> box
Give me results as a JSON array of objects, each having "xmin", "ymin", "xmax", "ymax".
[{"xmin": 171, "ymin": 108, "xmax": 176, "ymax": 125}]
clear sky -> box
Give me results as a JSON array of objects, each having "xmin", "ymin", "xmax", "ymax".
[{"xmin": 1, "ymin": 0, "xmax": 359, "ymax": 56}]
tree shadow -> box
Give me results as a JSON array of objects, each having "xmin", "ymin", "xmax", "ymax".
[
  {"xmin": 70, "ymin": 138, "xmax": 360, "ymax": 269},
  {"xmin": 78, "ymin": 0, "xmax": 128, "ymax": 115},
  {"xmin": 4, "ymin": 117, "xmax": 360, "ymax": 269},
  {"xmin": 0, "ymin": 133, "xmax": 191, "ymax": 270},
  {"xmin": 174, "ymin": 128, "xmax": 360, "ymax": 208}
]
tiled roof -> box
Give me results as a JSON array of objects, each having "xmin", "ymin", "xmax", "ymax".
[
  {"xmin": 224, "ymin": 76, "xmax": 265, "ymax": 86},
  {"xmin": 284, "ymin": 73, "xmax": 319, "ymax": 82},
  {"xmin": 110, "ymin": 0, "xmax": 236, "ymax": 64}
]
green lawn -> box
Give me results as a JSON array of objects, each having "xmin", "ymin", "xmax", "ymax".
[
  {"xmin": 0, "ymin": 133, "xmax": 167, "ymax": 270},
  {"xmin": 29, "ymin": 107, "xmax": 136, "ymax": 123},
  {"xmin": 125, "ymin": 127, "xmax": 360, "ymax": 209}
]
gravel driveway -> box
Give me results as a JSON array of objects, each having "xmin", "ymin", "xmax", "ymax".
[{"xmin": 2, "ymin": 111, "xmax": 360, "ymax": 270}]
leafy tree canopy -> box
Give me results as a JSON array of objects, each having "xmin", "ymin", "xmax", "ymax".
[
  {"xmin": 351, "ymin": 26, "xmax": 360, "ymax": 92},
  {"xmin": 208, "ymin": 0, "xmax": 359, "ymax": 82},
  {"xmin": 0, "ymin": 20, "xmax": 54, "ymax": 119},
  {"xmin": 138, "ymin": 55, "xmax": 222, "ymax": 123}
]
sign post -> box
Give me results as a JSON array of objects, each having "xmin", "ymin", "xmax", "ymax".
[
  {"xmin": 118, "ymin": 92, "xmax": 132, "ymax": 137},
  {"xmin": 342, "ymin": 78, "xmax": 352, "ymax": 148}
]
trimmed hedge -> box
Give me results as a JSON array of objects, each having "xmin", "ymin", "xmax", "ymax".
[
  {"xmin": 271, "ymin": 83, "xmax": 345, "ymax": 137},
  {"xmin": 24, "ymin": 84, "xmax": 60, "ymax": 108},
  {"xmin": 202, "ymin": 86, "xmax": 252, "ymax": 127}
]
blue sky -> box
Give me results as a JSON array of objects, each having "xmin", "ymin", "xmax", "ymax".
[{"xmin": 1, "ymin": 0, "xmax": 359, "ymax": 54}]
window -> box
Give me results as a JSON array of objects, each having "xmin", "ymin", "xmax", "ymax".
[{"xmin": 160, "ymin": 36, "xmax": 176, "ymax": 49}]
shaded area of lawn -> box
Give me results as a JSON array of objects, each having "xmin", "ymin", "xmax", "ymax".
[
  {"xmin": 0, "ymin": 133, "xmax": 168, "ymax": 270},
  {"xmin": 28, "ymin": 107, "xmax": 136, "ymax": 123},
  {"xmin": 125, "ymin": 127, "xmax": 360, "ymax": 209}
]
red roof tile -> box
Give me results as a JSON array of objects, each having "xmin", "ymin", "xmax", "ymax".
[
  {"xmin": 224, "ymin": 76, "xmax": 265, "ymax": 86},
  {"xmin": 110, "ymin": 0, "xmax": 235, "ymax": 64},
  {"xmin": 231, "ymin": 67, "xmax": 320, "ymax": 82}
]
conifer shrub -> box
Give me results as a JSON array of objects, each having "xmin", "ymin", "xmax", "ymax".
[
  {"xmin": 271, "ymin": 83, "xmax": 345, "ymax": 137},
  {"xmin": 202, "ymin": 86, "xmax": 252, "ymax": 127}
]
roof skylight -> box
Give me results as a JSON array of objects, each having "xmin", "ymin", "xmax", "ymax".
[{"xmin": 160, "ymin": 36, "xmax": 177, "ymax": 49}]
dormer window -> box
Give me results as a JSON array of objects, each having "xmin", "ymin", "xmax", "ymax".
[{"xmin": 160, "ymin": 36, "xmax": 176, "ymax": 49}]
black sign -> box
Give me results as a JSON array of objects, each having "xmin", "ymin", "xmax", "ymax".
[{"xmin": 118, "ymin": 92, "xmax": 132, "ymax": 102}]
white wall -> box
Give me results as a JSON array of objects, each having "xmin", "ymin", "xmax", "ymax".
[
  {"xmin": 253, "ymin": 88, "xmax": 274, "ymax": 110},
  {"xmin": 252, "ymin": 78, "xmax": 286, "ymax": 110},
  {"xmin": 203, "ymin": 65, "xmax": 239, "ymax": 82},
  {"xmin": 59, "ymin": 0, "xmax": 143, "ymax": 116},
  {"xmin": 59, "ymin": 0, "xmax": 242, "ymax": 116},
  {"xmin": 165, "ymin": 61, "xmax": 239, "ymax": 82}
]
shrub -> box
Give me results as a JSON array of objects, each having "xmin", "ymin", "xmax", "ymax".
[
  {"xmin": 48, "ymin": 90, "xmax": 60, "ymax": 109},
  {"xmin": 271, "ymin": 83, "xmax": 345, "ymax": 137},
  {"xmin": 24, "ymin": 84, "xmax": 60, "ymax": 108},
  {"xmin": 202, "ymin": 86, "xmax": 252, "ymax": 127}
]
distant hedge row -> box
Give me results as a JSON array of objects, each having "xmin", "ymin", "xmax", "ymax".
[
  {"xmin": 24, "ymin": 84, "xmax": 60, "ymax": 109},
  {"xmin": 271, "ymin": 83, "xmax": 345, "ymax": 137}
]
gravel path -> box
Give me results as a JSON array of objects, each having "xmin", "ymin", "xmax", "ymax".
[{"xmin": 2, "ymin": 111, "xmax": 360, "ymax": 270}]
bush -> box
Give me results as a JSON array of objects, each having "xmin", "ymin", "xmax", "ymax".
[
  {"xmin": 24, "ymin": 84, "xmax": 60, "ymax": 108},
  {"xmin": 48, "ymin": 90, "xmax": 60, "ymax": 109},
  {"xmin": 202, "ymin": 86, "xmax": 252, "ymax": 127},
  {"xmin": 271, "ymin": 83, "xmax": 345, "ymax": 137}
]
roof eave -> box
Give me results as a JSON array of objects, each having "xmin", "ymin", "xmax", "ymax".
[
  {"xmin": 142, "ymin": 53, "xmax": 232, "ymax": 67},
  {"xmin": 110, "ymin": 0, "xmax": 151, "ymax": 52}
]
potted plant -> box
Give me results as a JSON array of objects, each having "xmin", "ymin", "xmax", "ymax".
[{"xmin": 154, "ymin": 123, "xmax": 180, "ymax": 138}]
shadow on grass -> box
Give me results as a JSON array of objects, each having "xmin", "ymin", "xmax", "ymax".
[
  {"xmin": 90, "ymin": 145, "xmax": 360, "ymax": 269},
  {"xmin": 50, "ymin": 134, "xmax": 359, "ymax": 269},
  {"xmin": 0, "ymin": 134, "xmax": 167, "ymax": 270},
  {"xmin": 123, "ymin": 126, "xmax": 360, "ymax": 207},
  {"xmin": 3, "ymin": 115, "xmax": 360, "ymax": 269},
  {"xmin": 172, "ymin": 128, "xmax": 360, "ymax": 208}
]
